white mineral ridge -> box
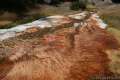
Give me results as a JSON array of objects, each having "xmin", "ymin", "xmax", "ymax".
[
  {"xmin": 91, "ymin": 13, "xmax": 107, "ymax": 29},
  {"xmin": 0, "ymin": 31, "xmax": 15, "ymax": 41},
  {"xmin": 68, "ymin": 12, "xmax": 87, "ymax": 20},
  {"xmin": 0, "ymin": 12, "xmax": 107, "ymax": 41},
  {"xmin": 0, "ymin": 15, "xmax": 66, "ymax": 41}
]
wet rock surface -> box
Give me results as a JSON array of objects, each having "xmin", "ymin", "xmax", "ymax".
[{"xmin": 0, "ymin": 12, "xmax": 120, "ymax": 80}]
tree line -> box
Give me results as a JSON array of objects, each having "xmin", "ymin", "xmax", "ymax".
[
  {"xmin": 0, "ymin": 0, "xmax": 45, "ymax": 12},
  {"xmin": 0, "ymin": 0, "xmax": 119, "ymax": 12},
  {"xmin": 0, "ymin": 0, "xmax": 89, "ymax": 12},
  {"xmin": 0, "ymin": 0, "xmax": 63, "ymax": 11}
]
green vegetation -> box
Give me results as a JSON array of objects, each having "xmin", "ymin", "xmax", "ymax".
[
  {"xmin": 0, "ymin": 0, "xmax": 91, "ymax": 12},
  {"xmin": 100, "ymin": 8, "xmax": 120, "ymax": 41},
  {"xmin": 70, "ymin": 0, "xmax": 96, "ymax": 11},
  {"xmin": 70, "ymin": 0, "xmax": 88, "ymax": 10},
  {"xmin": 0, "ymin": 14, "xmax": 47, "ymax": 29},
  {"xmin": 107, "ymin": 27, "xmax": 120, "ymax": 42},
  {"xmin": 103, "ymin": 15, "xmax": 120, "ymax": 41},
  {"xmin": 100, "ymin": 6, "xmax": 120, "ymax": 74},
  {"xmin": 101, "ymin": 15, "xmax": 120, "ymax": 30},
  {"xmin": 0, "ymin": 0, "xmax": 61, "ymax": 13}
]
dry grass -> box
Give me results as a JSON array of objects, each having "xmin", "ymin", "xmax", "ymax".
[{"xmin": 99, "ymin": 5, "xmax": 120, "ymax": 74}]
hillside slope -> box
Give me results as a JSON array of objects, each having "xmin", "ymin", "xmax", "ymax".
[{"xmin": 0, "ymin": 12, "xmax": 120, "ymax": 80}]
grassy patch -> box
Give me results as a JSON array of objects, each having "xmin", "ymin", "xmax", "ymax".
[
  {"xmin": 101, "ymin": 15, "xmax": 120, "ymax": 29},
  {"xmin": 0, "ymin": 13, "xmax": 47, "ymax": 29},
  {"xmin": 107, "ymin": 27, "xmax": 120, "ymax": 42},
  {"xmin": 100, "ymin": 8, "xmax": 120, "ymax": 74},
  {"xmin": 86, "ymin": 4, "xmax": 96, "ymax": 11},
  {"xmin": 100, "ymin": 9, "xmax": 120, "ymax": 41},
  {"xmin": 100, "ymin": 7, "xmax": 120, "ymax": 30}
]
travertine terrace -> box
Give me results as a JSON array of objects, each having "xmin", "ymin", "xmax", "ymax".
[{"xmin": 0, "ymin": 12, "xmax": 120, "ymax": 80}]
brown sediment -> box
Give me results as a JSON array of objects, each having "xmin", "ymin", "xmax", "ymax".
[{"xmin": 0, "ymin": 13, "xmax": 120, "ymax": 80}]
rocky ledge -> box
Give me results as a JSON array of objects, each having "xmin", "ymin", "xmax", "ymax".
[{"xmin": 0, "ymin": 12, "xmax": 120, "ymax": 80}]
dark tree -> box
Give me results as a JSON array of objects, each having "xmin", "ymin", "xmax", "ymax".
[
  {"xmin": 111, "ymin": 0, "xmax": 120, "ymax": 3},
  {"xmin": 0, "ymin": 0, "xmax": 38, "ymax": 12}
]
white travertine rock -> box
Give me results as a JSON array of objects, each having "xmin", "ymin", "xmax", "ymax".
[
  {"xmin": 68, "ymin": 12, "xmax": 87, "ymax": 20},
  {"xmin": 0, "ymin": 31, "xmax": 15, "ymax": 41},
  {"xmin": 0, "ymin": 12, "xmax": 107, "ymax": 41},
  {"xmin": 91, "ymin": 13, "xmax": 107, "ymax": 29}
]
